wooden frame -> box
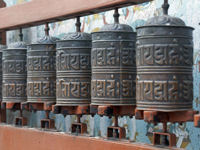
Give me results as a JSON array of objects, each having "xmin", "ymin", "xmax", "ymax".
[
  {"xmin": 0, "ymin": 0, "xmax": 151, "ymax": 31},
  {"xmin": 0, "ymin": 0, "xmax": 6, "ymax": 44},
  {"xmin": 0, "ymin": 125, "xmax": 181, "ymax": 150}
]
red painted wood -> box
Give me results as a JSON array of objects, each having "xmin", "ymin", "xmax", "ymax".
[
  {"xmin": 0, "ymin": 125, "xmax": 182, "ymax": 150},
  {"xmin": 0, "ymin": 0, "xmax": 6, "ymax": 44},
  {"xmin": 0, "ymin": 0, "xmax": 151, "ymax": 31}
]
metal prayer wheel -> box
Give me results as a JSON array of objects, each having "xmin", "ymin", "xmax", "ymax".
[
  {"xmin": 136, "ymin": 2, "xmax": 194, "ymax": 112},
  {"xmin": 91, "ymin": 9, "xmax": 136, "ymax": 106},
  {"xmin": 27, "ymin": 35, "xmax": 58, "ymax": 103},
  {"xmin": 2, "ymin": 41, "xmax": 27, "ymax": 103},
  {"xmin": 0, "ymin": 44, "xmax": 6, "ymax": 101},
  {"xmin": 56, "ymin": 18, "xmax": 91, "ymax": 106}
]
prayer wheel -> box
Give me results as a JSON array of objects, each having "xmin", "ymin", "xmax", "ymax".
[
  {"xmin": 2, "ymin": 41, "xmax": 27, "ymax": 103},
  {"xmin": 136, "ymin": 2, "xmax": 194, "ymax": 111},
  {"xmin": 27, "ymin": 35, "xmax": 58, "ymax": 103},
  {"xmin": 91, "ymin": 9, "xmax": 136, "ymax": 106},
  {"xmin": 56, "ymin": 24, "xmax": 91, "ymax": 106}
]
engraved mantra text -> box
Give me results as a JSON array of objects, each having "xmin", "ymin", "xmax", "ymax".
[
  {"xmin": 92, "ymin": 48, "xmax": 135, "ymax": 66},
  {"xmin": 92, "ymin": 79, "xmax": 135, "ymax": 98},
  {"xmin": 3, "ymin": 60, "xmax": 26, "ymax": 73},
  {"xmin": 137, "ymin": 80, "xmax": 192, "ymax": 101},
  {"xmin": 57, "ymin": 53, "xmax": 90, "ymax": 70},
  {"xmin": 28, "ymin": 56, "xmax": 55, "ymax": 71},
  {"xmin": 57, "ymin": 80, "xmax": 90, "ymax": 98},
  {"xmin": 28, "ymin": 81, "xmax": 55, "ymax": 96},
  {"xmin": 137, "ymin": 44, "xmax": 192, "ymax": 65},
  {"xmin": 3, "ymin": 83, "xmax": 26, "ymax": 97}
]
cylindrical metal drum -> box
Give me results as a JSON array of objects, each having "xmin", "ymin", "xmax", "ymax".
[
  {"xmin": 136, "ymin": 14, "xmax": 194, "ymax": 111},
  {"xmin": 27, "ymin": 36, "xmax": 58, "ymax": 103},
  {"xmin": 0, "ymin": 44, "xmax": 6, "ymax": 101},
  {"xmin": 91, "ymin": 24, "xmax": 136, "ymax": 106},
  {"xmin": 56, "ymin": 32, "xmax": 91, "ymax": 106},
  {"xmin": 2, "ymin": 42, "xmax": 27, "ymax": 102}
]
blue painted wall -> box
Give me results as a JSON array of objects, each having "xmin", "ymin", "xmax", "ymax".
[{"xmin": 4, "ymin": 0, "xmax": 200, "ymax": 149}]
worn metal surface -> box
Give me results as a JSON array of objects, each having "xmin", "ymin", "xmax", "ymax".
[
  {"xmin": 56, "ymin": 32, "xmax": 91, "ymax": 106},
  {"xmin": 0, "ymin": 45, "xmax": 6, "ymax": 101},
  {"xmin": 136, "ymin": 5, "xmax": 194, "ymax": 112},
  {"xmin": 91, "ymin": 11, "xmax": 136, "ymax": 106},
  {"xmin": 27, "ymin": 36, "xmax": 57, "ymax": 103},
  {"xmin": 2, "ymin": 41, "xmax": 27, "ymax": 103}
]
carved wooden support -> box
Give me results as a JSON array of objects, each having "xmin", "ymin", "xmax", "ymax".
[
  {"xmin": 52, "ymin": 105, "xmax": 90, "ymax": 116},
  {"xmin": 135, "ymin": 109, "xmax": 197, "ymax": 123},
  {"xmin": 22, "ymin": 102, "xmax": 55, "ymax": 111},
  {"xmin": 91, "ymin": 105, "xmax": 135, "ymax": 117}
]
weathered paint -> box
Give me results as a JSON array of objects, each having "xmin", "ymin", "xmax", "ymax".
[
  {"xmin": 0, "ymin": 125, "xmax": 176, "ymax": 150},
  {"xmin": 4, "ymin": 0, "xmax": 200, "ymax": 149}
]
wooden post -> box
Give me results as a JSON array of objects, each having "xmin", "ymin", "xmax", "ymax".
[{"xmin": 0, "ymin": 0, "xmax": 6, "ymax": 45}]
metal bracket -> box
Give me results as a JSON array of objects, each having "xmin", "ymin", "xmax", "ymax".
[
  {"xmin": 71, "ymin": 115, "xmax": 87, "ymax": 135},
  {"xmin": 153, "ymin": 132, "xmax": 176, "ymax": 147},
  {"xmin": 40, "ymin": 110, "xmax": 55, "ymax": 129},
  {"xmin": 107, "ymin": 116, "xmax": 126, "ymax": 140},
  {"xmin": 41, "ymin": 119, "xmax": 55, "ymax": 129},
  {"xmin": 15, "ymin": 117, "xmax": 27, "ymax": 126},
  {"xmin": 71, "ymin": 123, "xmax": 87, "ymax": 135},
  {"xmin": 107, "ymin": 126, "xmax": 126, "ymax": 139},
  {"xmin": 135, "ymin": 109, "xmax": 198, "ymax": 148}
]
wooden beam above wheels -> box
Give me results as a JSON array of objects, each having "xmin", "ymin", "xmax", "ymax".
[{"xmin": 0, "ymin": 0, "xmax": 151, "ymax": 31}]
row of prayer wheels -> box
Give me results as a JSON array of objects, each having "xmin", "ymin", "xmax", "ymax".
[{"xmin": 0, "ymin": 2, "xmax": 193, "ymax": 115}]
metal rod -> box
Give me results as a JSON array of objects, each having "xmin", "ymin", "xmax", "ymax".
[
  {"xmin": 113, "ymin": 8, "xmax": 119, "ymax": 24},
  {"xmin": 0, "ymin": 32, "xmax": 2, "ymax": 44},
  {"xmin": 161, "ymin": 122, "xmax": 169, "ymax": 146},
  {"xmin": 77, "ymin": 115, "xmax": 81, "ymax": 123},
  {"xmin": 20, "ymin": 110, "xmax": 23, "ymax": 117},
  {"xmin": 162, "ymin": 0, "xmax": 169, "ymax": 15},
  {"xmin": 163, "ymin": 122, "xmax": 167, "ymax": 133},
  {"xmin": 45, "ymin": 111, "xmax": 49, "ymax": 119},
  {"xmin": 75, "ymin": 17, "xmax": 81, "ymax": 32},
  {"xmin": 19, "ymin": 28, "xmax": 23, "ymax": 41},
  {"xmin": 114, "ymin": 116, "xmax": 118, "ymax": 127},
  {"xmin": 45, "ymin": 23, "xmax": 50, "ymax": 36}
]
